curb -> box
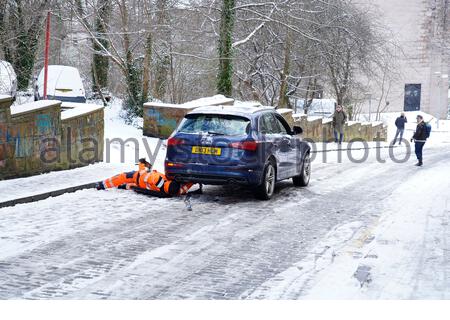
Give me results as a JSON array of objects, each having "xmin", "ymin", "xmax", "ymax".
[{"xmin": 0, "ymin": 182, "xmax": 97, "ymax": 209}]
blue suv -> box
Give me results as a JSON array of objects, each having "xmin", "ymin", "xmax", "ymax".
[{"xmin": 165, "ymin": 105, "xmax": 311, "ymax": 200}]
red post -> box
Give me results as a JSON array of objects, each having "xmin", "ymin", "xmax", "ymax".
[{"xmin": 43, "ymin": 11, "xmax": 51, "ymax": 100}]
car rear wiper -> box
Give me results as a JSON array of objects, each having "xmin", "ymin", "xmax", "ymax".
[{"xmin": 207, "ymin": 131, "xmax": 226, "ymax": 136}]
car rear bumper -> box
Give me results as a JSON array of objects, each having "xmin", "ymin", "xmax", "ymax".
[{"xmin": 165, "ymin": 163, "xmax": 263, "ymax": 186}]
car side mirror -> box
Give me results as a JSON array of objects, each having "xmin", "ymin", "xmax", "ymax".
[{"xmin": 293, "ymin": 126, "xmax": 303, "ymax": 135}]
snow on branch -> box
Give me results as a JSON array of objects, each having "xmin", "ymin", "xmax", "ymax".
[{"xmin": 232, "ymin": 22, "xmax": 265, "ymax": 48}]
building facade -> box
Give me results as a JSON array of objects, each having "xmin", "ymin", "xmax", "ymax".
[{"xmin": 355, "ymin": 0, "xmax": 450, "ymax": 119}]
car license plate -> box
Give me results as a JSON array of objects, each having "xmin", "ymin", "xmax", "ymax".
[{"xmin": 192, "ymin": 146, "xmax": 222, "ymax": 156}]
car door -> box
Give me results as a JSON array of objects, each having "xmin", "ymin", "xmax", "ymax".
[
  {"xmin": 273, "ymin": 114, "xmax": 299, "ymax": 178},
  {"xmin": 259, "ymin": 112, "xmax": 291, "ymax": 180},
  {"xmin": 259, "ymin": 113, "xmax": 281, "ymax": 175}
]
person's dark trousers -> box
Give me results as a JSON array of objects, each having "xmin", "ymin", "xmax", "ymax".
[
  {"xmin": 415, "ymin": 141, "xmax": 425, "ymax": 164},
  {"xmin": 393, "ymin": 128, "xmax": 404, "ymax": 144},
  {"xmin": 334, "ymin": 130, "xmax": 344, "ymax": 143}
]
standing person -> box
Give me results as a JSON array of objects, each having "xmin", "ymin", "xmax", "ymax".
[
  {"xmin": 410, "ymin": 115, "xmax": 428, "ymax": 167},
  {"xmin": 393, "ymin": 112, "xmax": 407, "ymax": 145},
  {"xmin": 332, "ymin": 105, "xmax": 347, "ymax": 144}
]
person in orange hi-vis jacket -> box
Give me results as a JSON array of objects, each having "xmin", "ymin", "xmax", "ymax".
[{"xmin": 96, "ymin": 158, "xmax": 201, "ymax": 197}]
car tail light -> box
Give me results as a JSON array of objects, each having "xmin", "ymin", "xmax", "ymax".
[
  {"xmin": 229, "ymin": 140, "xmax": 258, "ymax": 151},
  {"xmin": 166, "ymin": 162, "xmax": 184, "ymax": 168},
  {"xmin": 167, "ymin": 137, "xmax": 185, "ymax": 146}
]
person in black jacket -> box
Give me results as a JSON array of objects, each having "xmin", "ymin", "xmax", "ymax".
[
  {"xmin": 393, "ymin": 112, "xmax": 407, "ymax": 145},
  {"xmin": 410, "ymin": 115, "xmax": 427, "ymax": 166}
]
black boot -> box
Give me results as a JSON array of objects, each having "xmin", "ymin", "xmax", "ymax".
[
  {"xmin": 95, "ymin": 182, "xmax": 105, "ymax": 190},
  {"xmin": 415, "ymin": 161, "xmax": 423, "ymax": 167}
]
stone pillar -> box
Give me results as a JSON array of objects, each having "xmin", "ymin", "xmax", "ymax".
[
  {"xmin": 345, "ymin": 122, "xmax": 362, "ymax": 141},
  {"xmin": 8, "ymin": 100, "xmax": 61, "ymax": 178},
  {"xmin": 360, "ymin": 124, "xmax": 372, "ymax": 142},
  {"xmin": 321, "ymin": 120, "xmax": 334, "ymax": 142},
  {"xmin": 371, "ymin": 123, "xmax": 387, "ymax": 141},
  {"xmin": 61, "ymin": 106, "xmax": 104, "ymax": 169},
  {"xmin": 277, "ymin": 109, "xmax": 294, "ymax": 128},
  {"xmin": 0, "ymin": 96, "xmax": 13, "ymax": 175},
  {"xmin": 304, "ymin": 118, "xmax": 322, "ymax": 141},
  {"xmin": 0, "ymin": 96, "xmax": 12, "ymax": 120}
]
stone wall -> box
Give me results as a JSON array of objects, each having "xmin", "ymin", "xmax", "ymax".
[
  {"xmin": 277, "ymin": 109, "xmax": 295, "ymax": 128},
  {"xmin": 0, "ymin": 96, "xmax": 13, "ymax": 171},
  {"xmin": 292, "ymin": 115, "xmax": 387, "ymax": 142},
  {"xmin": 143, "ymin": 95, "xmax": 235, "ymax": 138},
  {"xmin": 141, "ymin": 95, "xmax": 387, "ymax": 142},
  {"xmin": 61, "ymin": 106, "xmax": 104, "ymax": 170},
  {"xmin": 0, "ymin": 97, "xmax": 104, "ymax": 180},
  {"xmin": 143, "ymin": 103, "xmax": 196, "ymax": 138}
]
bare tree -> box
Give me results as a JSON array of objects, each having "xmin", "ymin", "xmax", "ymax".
[
  {"xmin": 2, "ymin": 0, "xmax": 398, "ymax": 123},
  {"xmin": 1, "ymin": 0, "xmax": 51, "ymax": 90},
  {"xmin": 217, "ymin": 0, "xmax": 236, "ymax": 97},
  {"xmin": 314, "ymin": 1, "xmax": 397, "ymax": 108},
  {"xmin": 92, "ymin": 0, "xmax": 112, "ymax": 94}
]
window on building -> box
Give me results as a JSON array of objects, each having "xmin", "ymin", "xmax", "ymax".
[{"xmin": 404, "ymin": 84, "xmax": 421, "ymax": 111}]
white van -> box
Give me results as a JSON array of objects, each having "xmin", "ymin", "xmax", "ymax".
[
  {"xmin": 0, "ymin": 60, "xmax": 18, "ymax": 100},
  {"xmin": 295, "ymin": 98, "xmax": 337, "ymax": 117},
  {"xmin": 35, "ymin": 65, "xmax": 86, "ymax": 103}
]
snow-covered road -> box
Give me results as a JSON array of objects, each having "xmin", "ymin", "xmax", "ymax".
[{"xmin": 0, "ymin": 144, "xmax": 449, "ymax": 299}]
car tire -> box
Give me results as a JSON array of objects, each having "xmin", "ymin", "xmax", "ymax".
[
  {"xmin": 293, "ymin": 152, "xmax": 310, "ymax": 187},
  {"xmin": 254, "ymin": 161, "xmax": 276, "ymax": 200}
]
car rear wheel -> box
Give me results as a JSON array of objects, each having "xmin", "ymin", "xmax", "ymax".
[
  {"xmin": 254, "ymin": 161, "xmax": 276, "ymax": 200},
  {"xmin": 293, "ymin": 153, "xmax": 310, "ymax": 187}
]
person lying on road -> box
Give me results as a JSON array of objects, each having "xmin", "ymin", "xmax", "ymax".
[{"xmin": 95, "ymin": 158, "xmax": 202, "ymax": 197}]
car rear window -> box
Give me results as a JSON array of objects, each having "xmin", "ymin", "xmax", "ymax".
[{"xmin": 179, "ymin": 114, "xmax": 251, "ymax": 136}]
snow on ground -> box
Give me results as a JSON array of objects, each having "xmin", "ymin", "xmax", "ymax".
[
  {"xmin": 1, "ymin": 99, "xmax": 450, "ymax": 299},
  {"xmin": 247, "ymin": 154, "xmax": 450, "ymax": 299},
  {"xmin": 103, "ymin": 97, "xmax": 166, "ymax": 172},
  {"xmin": 243, "ymin": 112, "xmax": 450, "ymax": 299},
  {"xmin": 0, "ymin": 142, "xmax": 448, "ymax": 299}
]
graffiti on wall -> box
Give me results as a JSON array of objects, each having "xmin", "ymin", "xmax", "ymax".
[
  {"xmin": 0, "ymin": 123, "xmax": 6, "ymax": 143},
  {"xmin": 36, "ymin": 114, "xmax": 53, "ymax": 134},
  {"xmin": 39, "ymin": 137, "xmax": 59, "ymax": 163},
  {"xmin": 147, "ymin": 109, "xmax": 178, "ymax": 129},
  {"xmin": 5, "ymin": 125, "xmax": 34, "ymax": 159},
  {"xmin": 16, "ymin": 134, "xmax": 34, "ymax": 158}
]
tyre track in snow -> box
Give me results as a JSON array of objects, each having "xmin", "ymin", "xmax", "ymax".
[
  {"xmin": 247, "ymin": 150, "xmax": 450, "ymax": 299},
  {"xmin": 0, "ymin": 146, "xmax": 449, "ymax": 299}
]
